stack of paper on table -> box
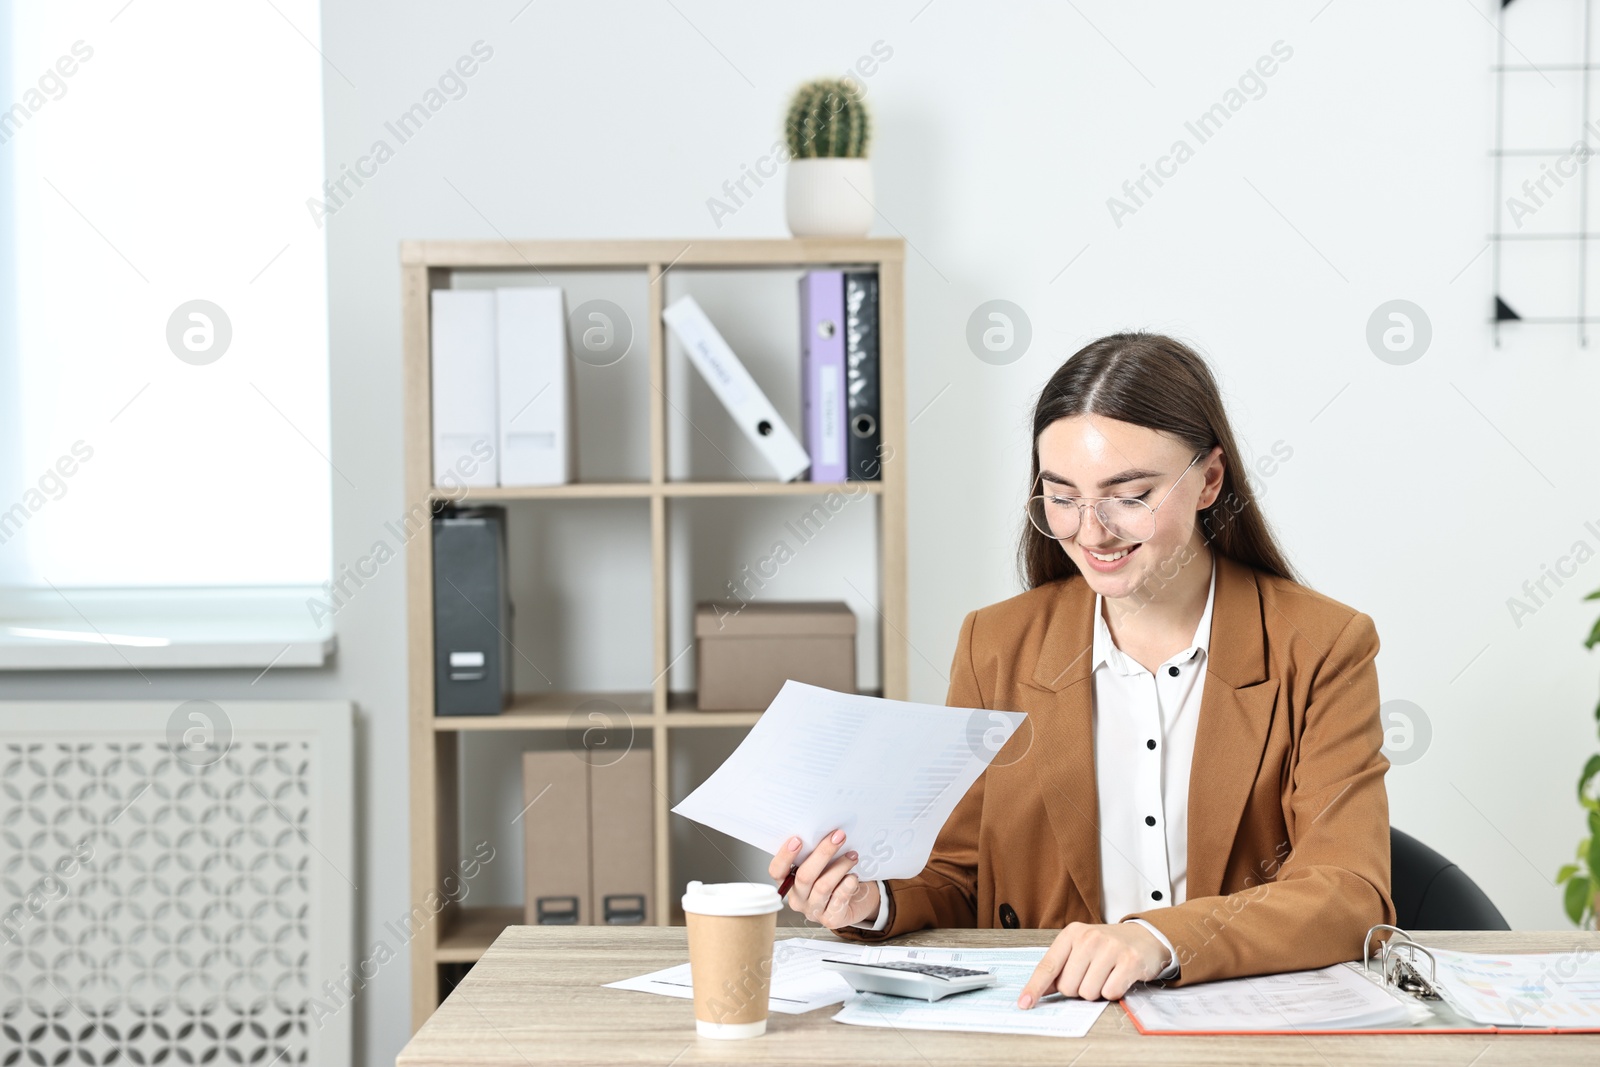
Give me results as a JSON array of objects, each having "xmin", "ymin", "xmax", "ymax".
[
  {"xmin": 829, "ymin": 945, "xmax": 1108, "ymax": 1038},
  {"xmin": 605, "ymin": 937, "xmax": 1108, "ymax": 1037},
  {"xmin": 605, "ymin": 937, "xmax": 869, "ymax": 1015}
]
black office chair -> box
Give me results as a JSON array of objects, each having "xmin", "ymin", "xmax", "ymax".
[{"xmin": 1390, "ymin": 827, "xmax": 1510, "ymax": 931}]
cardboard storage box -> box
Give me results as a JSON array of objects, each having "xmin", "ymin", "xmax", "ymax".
[
  {"xmin": 522, "ymin": 748, "xmax": 590, "ymax": 925},
  {"xmin": 694, "ymin": 600, "xmax": 856, "ymax": 710},
  {"xmin": 523, "ymin": 735, "xmax": 654, "ymax": 926},
  {"xmin": 588, "ymin": 741, "xmax": 653, "ymax": 925}
]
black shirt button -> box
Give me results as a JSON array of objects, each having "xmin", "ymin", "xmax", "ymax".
[
  {"xmin": 1145, "ymin": 815, "xmax": 1156, "ymax": 826},
  {"xmin": 998, "ymin": 903, "xmax": 1019, "ymax": 929},
  {"xmin": 1146, "ymin": 738, "xmax": 1157, "ymax": 750},
  {"xmin": 1167, "ymin": 665, "xmax": 1180, "ymax": 677},
  {"xmin": 1151, "ymin": 890, "xmax": 1163, "ymax": 901}
]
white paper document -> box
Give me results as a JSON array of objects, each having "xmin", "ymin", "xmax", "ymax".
[
  {"xmin": 605, "ymin": 937, "xmax": 1107, "ymax": 1036},
  {"xmin": 604, "ymin": 937, "xmax": 868, "ymax": 1014},
  {"xmin": 669, "ymin": 681, "xmax": 1027, "ymax": 880},
  {"xmin": 830, "ymin": 945, "xmax": 1109, "ymax": 1038},
  {"xmin": 1427, "ymin": 947, "xmax": 1600, "ymax": 1028},
  {"xmin": 1121, "ymin": 962, "xmax": 1424, "ymax": 1032}
]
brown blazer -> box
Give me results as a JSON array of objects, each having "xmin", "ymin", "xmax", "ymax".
[{"xmin": 832, "ymin": 552, "xmax": 1396, "ymax": 986}]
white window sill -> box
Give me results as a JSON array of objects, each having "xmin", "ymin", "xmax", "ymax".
[{"xmin": 0, "ymin": 587, "xmax": 336, "ymax": 671}]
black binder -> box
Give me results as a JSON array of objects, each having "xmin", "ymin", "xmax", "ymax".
[
  {"xmin": 844, "ymin": 271, "xmax": 881, "ymax": 481},
  {"xmin": 432, "ymin": 506, "xmax": 511, "ymax": 716}
]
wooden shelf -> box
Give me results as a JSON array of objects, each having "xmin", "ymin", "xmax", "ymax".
[
  {"xmin": 403, "ymin": 237, "xmax": 907, "ymax": 1032},
  {"xmin": 402, "ymin": 236, "xmax": 905, "ymax": 270},
  {"xmin": 433, "ymin": 691, "xmax": 652, "ymax": 731},
  {"xmin": 429, "ymin": 480, "xmax": 883, "ymax": 502},
  {"xmin": 661, "ymin": 688, "xmax": 885, "ymax": 728},
  {"xmin": 432, "ymin": 482, "xmax": 654, "ymax": 501},
  {"xmin": 435, "ymin": 905, "xmax": 524, "ymax": 963},
  {"xmin": 660, "ymin": 481, "xmax": 883, "ymax": 498},
  {"xmin": 433, "ymin": 688, "xmax": 885, "ymax": 730}
]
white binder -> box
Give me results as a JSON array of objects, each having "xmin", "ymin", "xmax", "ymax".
[
  {"xmin": 430, "ymin": 290, "xmax": 499, "ymax": 488},
  {"xmin": 496, "ymin": 288, "xmax": 573, "ymax": 486},
  {"xmin": 661, "ymin": 294, "xmax": 810, "ymax": 483}
]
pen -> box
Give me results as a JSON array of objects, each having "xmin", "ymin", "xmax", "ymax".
[{"xmin": 777, "ymin": 864, "xmax": 798, "ymax": 897}]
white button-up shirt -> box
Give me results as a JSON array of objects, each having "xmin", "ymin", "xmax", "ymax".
[
  {"xmin": 1095, "ymin": 553, "xmax": 1215, "ymax": 979},
  {"xmin": 854, "ymin": 556, "xmax": 1217, "ymax": 984}
]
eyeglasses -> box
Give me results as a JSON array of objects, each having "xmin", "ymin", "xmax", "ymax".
[{"xmin": 1025, "ymin": 451, "xmax": 1206, "ymax": 544}]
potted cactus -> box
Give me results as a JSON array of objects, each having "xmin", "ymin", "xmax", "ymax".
[
  {"xmin": 1556, "ymin": 584, "xmax": 1600, "ymax": 929},
  {"xmin": 784, "ymin": 77, "xmax": 874, "ymax": 237}
]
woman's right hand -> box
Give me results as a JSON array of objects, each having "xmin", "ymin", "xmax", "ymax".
[{"xmin": 768, "ymin": 828, "xmax": 881, "ymax": 929}]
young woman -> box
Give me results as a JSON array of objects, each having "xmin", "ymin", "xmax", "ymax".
[{"xmin": 766, "ymin": 332, "xmax": 1394, "ymax": 1004}]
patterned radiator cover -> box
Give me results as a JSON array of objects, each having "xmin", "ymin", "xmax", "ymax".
[{"xmin": 0, "ymin": 702, "xmax": 352, "ymax": 1065}]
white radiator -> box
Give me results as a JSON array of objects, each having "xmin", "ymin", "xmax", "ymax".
[{"xmin": 0, "ymin": 701, "xmax": 352, "ymax": 1065}]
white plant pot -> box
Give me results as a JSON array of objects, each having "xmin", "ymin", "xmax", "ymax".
[{"xmin": 785, "ymin": 158, "xmax": 874, "ymax": 237}]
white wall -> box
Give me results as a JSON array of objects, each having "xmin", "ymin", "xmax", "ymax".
[{"xmin": 7, "ymin": 2, "xmax": 1599, "ymax": 1063}]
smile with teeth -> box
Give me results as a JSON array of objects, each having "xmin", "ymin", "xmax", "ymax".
[{"xmin": 1087, "ymin": 545, "xmax": 1135, "ymax": 561}]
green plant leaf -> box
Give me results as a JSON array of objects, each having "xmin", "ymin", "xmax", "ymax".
[
  {"xmin": 1565, "ymin": 875, "xmax": 1591, "ymax": 925},
  {"xmin": 1583, "ymin": 586, "xmax": 1600, "ymax": 601},
  {"xmin": 1586, "ymin": 612, "xmax": 1600, "ymax": 649},
  {"xmin": 1581, "ymin": 755, "xmax": 1600, "ymax": 802},
  {"xmin": 1557, "ymin": 863, "xmax": 1579, "ymax": 883},
  {"xmin": 1589, "ymin": 831, "xmax": 1600, "ymax": 878},
  {"xmin": 1591, "ymin": 810, "xmax": 1600, "ymax": 838}
]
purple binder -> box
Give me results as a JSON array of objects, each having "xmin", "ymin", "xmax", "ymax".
[{"xmin": 800, "ymin": 271, "xmax": 847, "ymax": 482}]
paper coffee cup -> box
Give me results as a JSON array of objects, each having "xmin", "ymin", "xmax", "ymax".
[{"xmin": 681, "ymin": 880, "xmax": 782, "ymax": 1039}]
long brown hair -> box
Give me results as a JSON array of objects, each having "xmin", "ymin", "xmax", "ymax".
[{"xmin": 1019, "ymin": 332, "xmax": 1302, "ymax": 590}]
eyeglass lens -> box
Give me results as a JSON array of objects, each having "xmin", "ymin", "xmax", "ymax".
[{"xmin": 1026, "ymin": 494, "xmax": 1156, "ymax": 542}]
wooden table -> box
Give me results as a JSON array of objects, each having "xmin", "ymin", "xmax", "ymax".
[{"xmin": 396, "ymin": 926, "xmax": 1600, "ymax": 1066}]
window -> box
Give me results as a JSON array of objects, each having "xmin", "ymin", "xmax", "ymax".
[{"xmin": 0, "ymin": 0, "xmax": 330, "ymax": 588}]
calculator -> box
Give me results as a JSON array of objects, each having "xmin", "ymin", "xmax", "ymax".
[{"xmin": 820, "ymin": 958, "xmax": 998, "ymax": 1001}]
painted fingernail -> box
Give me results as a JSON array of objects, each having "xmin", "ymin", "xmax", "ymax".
[
  {"xmin": 846, "ymin": 851, "xmax": 858, "ymax": 860},
  {"xmin": 787, "ymin": 836, "xmax": 800, "ymax": 851},
  {"xmin": 831, "ymin": 830, "xmax": 845, "ymax": 844}
]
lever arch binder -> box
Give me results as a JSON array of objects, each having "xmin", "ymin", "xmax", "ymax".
[
  {"xmin": 843, "ymin": 271, "xmax": 881, "ymax": 482},
  {"xmin": 662, "ymin": 294, "xmax": 810, "ymax": 482},
  {"xmin": 1121, "ymin": 923, "xmax": 1600, "ymax": 1035},
  {"xmin": 799, "ymin": 270, "xmax": 846, "ymax": 483}
]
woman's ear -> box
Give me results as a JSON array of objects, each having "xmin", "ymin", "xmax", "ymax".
[{"xmin": 1200, "ymin": 445, "xmax": 1226, "ymax": 509}]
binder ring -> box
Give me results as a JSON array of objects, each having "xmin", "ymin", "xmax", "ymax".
[{"xmin": 1363, "ymin": 924, "xmax": 1440, "ymax": 1000}]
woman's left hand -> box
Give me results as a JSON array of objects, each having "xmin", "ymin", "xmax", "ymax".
[{"xmin": 1017, "ymin": 921, "xmax": 1171, "ymax": 1006}]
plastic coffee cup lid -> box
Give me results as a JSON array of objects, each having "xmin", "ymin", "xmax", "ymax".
[{"xmin": 682, "ymin": 880, "xmax": 783, "ymax": 917}]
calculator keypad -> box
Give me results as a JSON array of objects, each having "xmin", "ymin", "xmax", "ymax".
[{"xmin": 867, "ymin": 962, "xmax": 989, "ymax": 979}]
